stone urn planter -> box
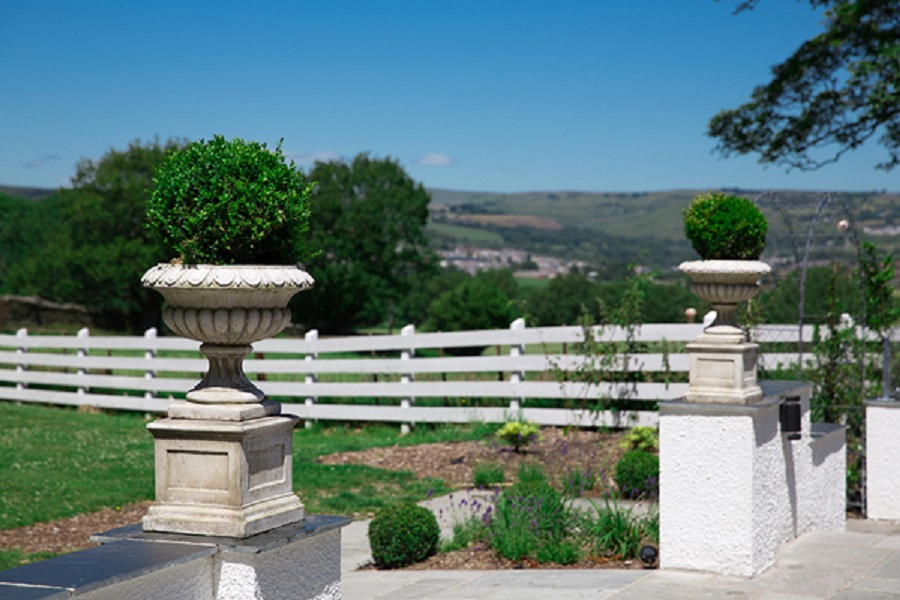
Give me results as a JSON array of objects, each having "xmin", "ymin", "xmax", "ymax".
[
  {"xmin": 678, "ymin": 259, "xmax": 771, "ymax": 336},
  {"xmin": 679, "ymin": 193, "xmax": 770, "ymax": 405},
  {"xmin": 141, "ymin": 263, "xmax": 314, "ymax": 537},
  {"xmin": 142, "ymin": 263, "xmax": 313, "ymax": 407},
  {"xmin": 140, "ymin": 136, "xmax": 317, "ymax": 538}
]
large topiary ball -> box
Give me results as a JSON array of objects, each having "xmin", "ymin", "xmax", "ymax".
[
  {"xmin": 147, "ymin": 135, "xmax": 314, "ymax": 265},
  {"xmin": 683, "ymin": 192, "xmax": 767, "ymax": 260},
  {"xmin": 615, "ymin": 450, "xmax": 659, "ymax": 499},
  {"xmin": 368, "ymin": 503, "xmax": 440, "ymax": 569}
]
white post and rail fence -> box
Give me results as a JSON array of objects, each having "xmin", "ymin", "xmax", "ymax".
[{"xmin": 0, "ymin": 319, "xmax": 872, "ymax": 429}]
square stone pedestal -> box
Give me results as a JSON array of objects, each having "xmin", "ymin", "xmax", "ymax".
[
  {"xmin": 685, "ymin": 331, "xmax": 763, "ymax": 405},
  {"xmin": 143, "ymin": 405, "xmax": 304, "ymax": 538}
]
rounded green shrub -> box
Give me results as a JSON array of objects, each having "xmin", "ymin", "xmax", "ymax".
[
  {"xmin": 368, "ymin": 503, "xmax": 440, "ymax": 569},
  {"xmin": 496, "ymin": 420, "xmax": 541, "ymax": 452},
  {"xmin": 615, "ymin": 450, "xmax": 659, "ymax": 499},
  {"xmin": 683, "ymin": 192, "xmax": 767, "ymax": 260},
  {"xmin": 146, "ymin": 135, "xmax": 314, "ymax": 265},
  {"xmin": 618, "ymin": 426, "xmax": 659, "ymax": 453}
]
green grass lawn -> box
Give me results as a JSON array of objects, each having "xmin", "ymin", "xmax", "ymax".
[
  {"xmin": 0, "ymin": 403, "xmax": 497, "ymax": 530},
  {"xmin": 0, "ymin": 402, "xmax": 498, "ymax": 569}
]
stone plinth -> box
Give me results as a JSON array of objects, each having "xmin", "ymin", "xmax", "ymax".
[
  {"xmin": 866, "ymin": 400, "xmax": 900, "ymax": 521},
  {"xmin": 143, "ymin": 403, "xmax": 304, "ymax": 538},
  {"xmin": 684, "ymin": 329, "xmax": 763, "ymax": 405},
  {"xmin": 660, "ymin": 382, "xmax": 846, "ymax": 577}
]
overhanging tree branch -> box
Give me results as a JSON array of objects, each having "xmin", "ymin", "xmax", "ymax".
[{"xmin": 710, "ymin": 0, "xmax": 900, "ymax": 171}]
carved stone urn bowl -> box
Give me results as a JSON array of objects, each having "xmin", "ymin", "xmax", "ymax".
[
  {"xmin": 142, "ymin": 263, "xmax": 314, "ymax": 404},
  {"xmin": 678, "ymin": 260, "xmax": 770, "ymax": 333}
]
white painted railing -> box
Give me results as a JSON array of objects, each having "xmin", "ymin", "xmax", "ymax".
[{"xmin": 0, "ymin": 321, "xmax": 877, "ymax": 429}]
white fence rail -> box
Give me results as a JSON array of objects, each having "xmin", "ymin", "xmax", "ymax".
[{"xmin": 0, "ymin": 321, "xmax": 887, "ymax": 429}]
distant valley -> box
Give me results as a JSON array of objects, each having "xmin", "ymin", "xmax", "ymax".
[{"xmin": 4, "ymin": 184, "xmax": 898, "ymax": 274}]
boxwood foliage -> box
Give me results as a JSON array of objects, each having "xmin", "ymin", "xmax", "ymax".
[
  {"xmin": 146, "ymin": 135, "xmax": 314, "ymax": 265},
  {"xmin": 614, "ymin": 449, "xmax": 659, "ymax": 500},
  {"xmin": 682, "ymin": 192, "xmax": 767, "ymax": 260},
  {"xmin": 368, "ymin": 503, "xmax": 440, "ymax": 568}
]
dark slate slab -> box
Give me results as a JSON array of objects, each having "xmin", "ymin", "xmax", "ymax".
[
  {"xmin": 759, "ymin": 379, "xmax": 812, "ymax": 398},
  {"xmin": 662, "ymin": 380, "xmax": 814, "ymax": 417},
  {"xmin": 0, "ymin": 540, "xmax": 215, "ymax": 596},
  {"xmin": 0, "ymin": 584, "xmax": 70, "ymax": 600},
  {"xmin": 92, "ymin": 514, "xmax": 352, "ymax": 555}
]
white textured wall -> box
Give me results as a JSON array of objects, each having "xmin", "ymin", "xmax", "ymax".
[
  {"xmin": 661, "ymin": 411, "xmax": 766, "ymax": 575},
  {"xmin": 217, "ymin": 529, "xmax": 342, "ymax": 600},
  {"xmin": 661, "ymin": 390, "xmax": 845, "ymax": 577},
  {"xmin": 867, "ymin": 403, "xmax": 900, "ymax": 520}
]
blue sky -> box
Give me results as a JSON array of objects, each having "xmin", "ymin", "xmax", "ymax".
[{"xmin": 1, "ymin": 1, "xmax": 896, "ymax": 193}]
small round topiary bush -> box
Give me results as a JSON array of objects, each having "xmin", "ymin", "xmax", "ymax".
[
  {"xmin": 683, "ymin": 192, "xmax": 767, "ymax": 260},
  {"xmin": 368, "ymin": 503, "xmax": 440, "ymax": 569},
  {"xmin": 615, "ymin": 450, "xmax": 659, "ymax": 499},
  {"xmin": 496, "ymin": 420, "xmax": 541, "ymax": 453},
  {"xmin": 146, "ymin": 135, "xmax": 314, "ymax": 265}
]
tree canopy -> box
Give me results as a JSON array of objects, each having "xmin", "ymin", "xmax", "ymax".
[
  {"xmin": 4, "ymin": 139, "xmax": 183, "ymax": 332},
  {"xmin": 709, "ymin": 0, "xmax": 900, "ymax": 171},
  {"xmin": 291, "ymin": 154, "xmax": 435, "ymax": 333}
]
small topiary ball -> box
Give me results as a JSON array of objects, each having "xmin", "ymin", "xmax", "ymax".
[
  {"xmin": 368, "ymin": 503, "xmax": 440, "ymax": 569},
  {"xmin": 615, "ymin": 450, "xmax": 659, "ymax": 499},
  {"xmin": 683, "ymin": 192, "xmax": 767, "ymax": 260}
]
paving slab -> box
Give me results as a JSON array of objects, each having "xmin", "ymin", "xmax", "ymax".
[{"xmin": 340, "ymin": 494, "xmax": 900, "ymax": 600}]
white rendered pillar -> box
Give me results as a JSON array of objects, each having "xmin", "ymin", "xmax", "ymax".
[
  {"xmin": 660, "ymin": 383, "xmax": 845, "ymax": 577},
  {"xmin": 866, "ymin": 400, "xmax": 900, "ymax": 520}
]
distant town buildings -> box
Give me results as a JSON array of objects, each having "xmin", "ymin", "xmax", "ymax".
[{"xmin": 437, "ymin": 246, "xmax": 590, "ymax": 279}]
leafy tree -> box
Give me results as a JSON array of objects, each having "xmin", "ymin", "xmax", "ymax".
[
  {"xmin": 292, "ymin": 154, "xmax": 434, "ymax": 333},
  {"xmin": 0, "ymin": 193, "xmax": 59, "ymax": 293},
  {"xmin": 526, "ymin": 273, "xmax": 600, "ymax": 326},
  {"xmin": 398, "ymin": 267, "xmax": 470, "ymax": 327},
  {"xmin": 475, "ymin": 268, "xmax": 520, "ymax": 299},
  {"xmin": 5, "ymin": 139, "xmax": 184, "ymax": 332},
  {"xmin": 759, "ymin": 265, "xmax": 859, "ymax": 324},
  {"xmin": 710, "ymin": 1, "xmax": 900, "ymax": 171},
  {"xmin": 424, "ymin": 278, "xmax": 518, "ymax": 355},
  {"xmin": 858, "ymin": 242, "xmax": 899, "ymax": 336}
]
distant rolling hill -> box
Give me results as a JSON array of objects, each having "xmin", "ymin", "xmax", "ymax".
[
  {"xmin": 4, "ymin": 182, "xmax": 896, "ymax": 274},
  {"xmin": 426, "ymin": 188, "xmax": 900, "ymax": 273},
  {"xmin": 0, "ymin": 185, "xmax": 56, "ymax": 201}
]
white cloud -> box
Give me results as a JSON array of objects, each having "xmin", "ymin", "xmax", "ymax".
[
  {"xmin": 287, "ymin": 150, "xmax": 342, "ymax": 166},
  {"xmin": 23, "ymin": 154, "xmax": 61, "ymax": 169},
  {"xmin": 416, "ymin": 153, "xmax": 454, "ymax": 167}
]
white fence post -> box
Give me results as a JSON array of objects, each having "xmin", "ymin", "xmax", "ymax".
[
  {"xmin": 76, "ymin": 328, "xmax": 89, "ymax": 396},
  {"xmin": 400, "ymin": 324, "xmax": 415, "ymax": 435},
  {"xmin": 303, "ymin": 329, "xmax": 319, "ymax": 429},
  {"xmin": 144, "ymin": 328, "xmax": 157, "ymax": 400},
  {"xmin": 15, "ymin": 327, "xmax": 27, "ymax": 392},
  {"xmin": 508, "ymin": 318, "xmax": 526, "ymax": 414}
]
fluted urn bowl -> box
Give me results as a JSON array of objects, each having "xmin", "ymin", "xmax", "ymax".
[
  {"xmin": 679, "ymin": 260, "xmax": 770, "ymax": 331},
  {"xmin": 142, "ymin": 263, "xmax": 314, "ymax": 403}
]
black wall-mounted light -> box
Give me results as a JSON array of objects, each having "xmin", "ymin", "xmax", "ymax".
[{"xmin": 780, "ymin": 395, "xmax": 801, "ymax": 441}]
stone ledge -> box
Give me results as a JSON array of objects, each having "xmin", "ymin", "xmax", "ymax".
[
  {"xmin": 865, "ymin": 399, "xmax": 900, "ymax": 409},
  {"xmin": 92, "ymin": 514, "xmax": 351, "ymax": 555},
  {"xmin": 0, "ymin": 539, "xmax": 216, "ymax": 597},
  {"xmin": 661, "ymin": 380, "xmax": 812, "ymax": 417},
  {"xmin": 0, "ymin": 516, "xmax": 350, "ymax": 598},
  {"xmin": 0, "ymin": 584, "xmax": 71, "ymax": 600}
]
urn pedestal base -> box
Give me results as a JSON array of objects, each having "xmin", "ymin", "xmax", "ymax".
[
  {"xmin": 143, "ymin": 412, "xmax": 305, "ymax": 538},
  {"xmin": 684, "ymin": 329, "xmax": 763, "ymax": 405}
]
